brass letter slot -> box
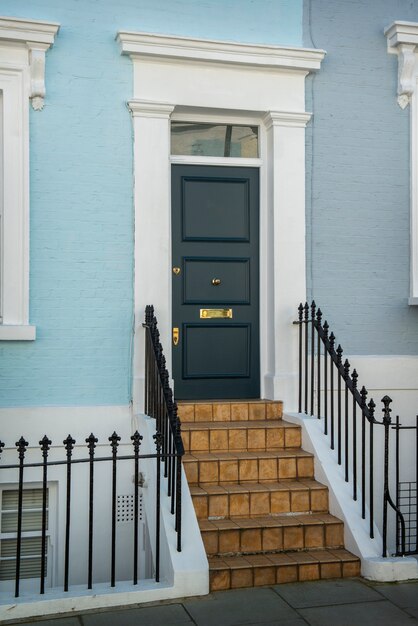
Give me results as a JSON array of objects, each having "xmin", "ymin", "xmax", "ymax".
[{"xmin": 200, "ymin": 308, "xmax": 233, "ymax": 319}]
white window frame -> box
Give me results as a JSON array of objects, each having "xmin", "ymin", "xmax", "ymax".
[
  {"xmin": 385, "ymin": 21, "xmax": 418, "ymax": 304},
  {"xmin": 0, "ymin": 16, "xmax": 59, "ymax": 340}
]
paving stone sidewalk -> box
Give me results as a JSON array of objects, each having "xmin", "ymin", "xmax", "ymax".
[{"xmin": 5, "ymin": 578, "xmax": 418, "ymax": 626}]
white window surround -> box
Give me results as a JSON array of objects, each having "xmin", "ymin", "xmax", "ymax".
[
  {"xmin": 0, "ymin": 16, "xmax": 59, "ymax": 341},
  {"xmin": 116, "ymin": 31, "xmax": 325, "ymax": 411},
  {"xmin": 385, "ymin": 21, "xmax": 418, "ymax": 305}
]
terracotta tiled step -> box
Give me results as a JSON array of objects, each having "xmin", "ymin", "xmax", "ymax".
[
  {"xmin": 178, "ymin": 400, "xmax": 283, "ymax": 423},
  {"xmin": 208, "ymin": 549, "xmax": 361, "ymax": 591},
  {"xmin": 182, "ymin": 419, "xmax": 300, "ymax": 453},
  {"xmin": 190, "ymin": 480, "xmax": 329, "ymax": 519},
  {"xmin": 199, "ymin": 513, "xmax": 344, "ymax": 556},
  {"xmin": 184, "ymin": 450, "xmax": 314, "ymax": 486}
]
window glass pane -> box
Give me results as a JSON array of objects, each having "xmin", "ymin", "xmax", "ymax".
[
  {"xmin": 171, "ymin": 122, "xmax": 258, "ymax": 158},
  {"xmin": 2, "ymin": 510, "xmax": 46, "ymax": 532},
  {"xmin": 0, "ymin": 537, "xmax": 47, "ymax": 580},
  {"xmin": 2, "ymin": 489, "xmax": 45, "ymax": 511},
  {"xmin": 1, "ymin": 536, "xmax": 42, "ymax": 557},
  {"xmin": 1, "ymin": 489, "xmax": 48, "ymax": 532}
]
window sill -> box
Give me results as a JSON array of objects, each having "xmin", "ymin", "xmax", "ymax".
[{"xmin": 0, "ymin": 325, "xmax": 36, "ymax": 340}]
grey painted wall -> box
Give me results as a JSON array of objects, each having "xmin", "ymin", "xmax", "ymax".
[{"xmin": 304, "ymin": 0, "xmax": 418, "ymax": 354}]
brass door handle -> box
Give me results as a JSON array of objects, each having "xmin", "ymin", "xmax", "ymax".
[
  {"xmin": 173, "ymin": 327, "xmax": 179, "ymax": 346},
  {"xmin": 211, "ymin": 278, "xmax": 221, "ymax": 286}
]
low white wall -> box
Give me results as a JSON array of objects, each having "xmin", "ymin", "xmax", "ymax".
[
  {"xmin": 136, "ymin": 413, "xmax": 209, "ymax": 597},
  {"xmin": 0, "ymin": 408, "xmax": 208, "ymax": 622},
  {"xmin": 285, "ymin": 411, "xmax": 418, "ymax": 582}
]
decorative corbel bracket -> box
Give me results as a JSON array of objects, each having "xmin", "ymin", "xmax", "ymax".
[
  {"xmin": 0, "ymin": 16, "xmax": 60, "ymax": 110},
  {"xmin": 27, "ymin": 43, "xmax": 50, "ymax": 111},
  {"xmin": 385, "ymin": 21, "xmax": 418, "ymax": 109},
  {"xmin": 396, "ymin": 43, "xmax": 417, "ymax": 109}
]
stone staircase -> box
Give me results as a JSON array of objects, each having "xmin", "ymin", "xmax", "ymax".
[{"xmin": 178, "ymin": 400, "xmax": 360, "ymax": 591}]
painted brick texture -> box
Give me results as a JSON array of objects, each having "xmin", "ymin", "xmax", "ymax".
[
  {"xmin": 0, "ymin": 0, "xmax": 303, "ymax": 407},
  {"xmin": 305, "ymin": 0, "xmax": 418, "ymax": 354}
]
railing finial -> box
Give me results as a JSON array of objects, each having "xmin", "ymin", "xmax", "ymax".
[
  {"xmin": 360, "ymin": 385, "xmax": 368, "ymax": 408},
  {"xmin": 368, "ymin": 398, "xmax": 376, "ymax": 420},
  {"xmin": 336, "ymin": 344, "xmax": 343, "ymax": 365},
  {"xmin": 343, "ymin": 358, "xmax": 350, "ymax": 379},
  {"xmin": 381, "ymin": 395, "xmax": 393, "ymax": 425},
  {"xmin": 352, "ymin": 368, "xmax": 358, "ymax": 389}
]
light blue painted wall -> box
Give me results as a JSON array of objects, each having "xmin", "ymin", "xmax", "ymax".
[
  {"xmin": 0, "ymin": 0, "xmax": 303, "ymax": 407},
  {"xmin": 304, "ymin": 0, "xmax": 418, "ymax": 354}
]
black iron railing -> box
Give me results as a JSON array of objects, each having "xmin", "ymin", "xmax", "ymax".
[
  {"xmin": 0, "ymin": 429, "xmax": 171, "ymax": 598},
  {"xmin": 0, "ymin": 307, "xmax": 184, "ymax": 599},
  {"xmin": 295, "ymin": 301, "xmax": 412, "ymax": 557},
  {"xmin": 143, "ymin": 304, "xmax": 184, "ymax": 553},
  {"xmin": 392, "ymin": 416, "xmax": 418, "ymax": 555}
]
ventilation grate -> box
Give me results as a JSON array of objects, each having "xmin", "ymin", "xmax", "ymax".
[{"xmin": 117, "ymin": 494, "xmax": 142, "ymax": 523}]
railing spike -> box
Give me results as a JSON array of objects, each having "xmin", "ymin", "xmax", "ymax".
[
  {"xmin": 343, "ymin": 358, "xmax": 350, "ymax": 379},
  {"xmin": 39, "ymin": 435, "xmax": 52, "ymax": 455},
  {"xmin": 381, "ymin": 395, "xmax": 392, "ymax": 425},
  {"xmin": 145, "ymin": 305, "xmax": 153, "ymax": 324},
  {"xmin": 153, "ymin": 430, "xmax": 163, "ymax": 452},
  {"xmin": 16, "ymin": 437, "xmax": 28, "ymax": 459},
  {"xmin": 86, "ymin": 433, "xmax": 98, "ymax": 450},
  {"xmin": 63, "ymin": 434, "xmax": 75, "ymax": 451},
  {"xmin": 336, "ymin": 344, "xmax": 343, "ymax": 365},
  {"xmin": 352, "ymin": 369, "xmax": 358, "ymax": 388},
  {"xmin": 298, "ymin": 302, "xmax": 303, "ymax": 321},
  {"xmin": 109, "ymin": 431, "xmax": 121, "ymax": 449},
  {"xmin": 131, "ymin": 430, "xmax": 143, "ymax": 452},
  {"xmin": 360, "ymin": 386, "xmax": 368, "ymax": 408}
]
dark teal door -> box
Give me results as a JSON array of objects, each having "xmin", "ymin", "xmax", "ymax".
[{"xmin": 172, "ymin": 164, "xmax": 259, "ymax": 400}]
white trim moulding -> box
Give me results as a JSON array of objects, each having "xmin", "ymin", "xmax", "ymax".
[
  {"xmin": 0, "ymin": 325, "xmax": 36, "ymax": 341},
  {"xmin": 117, "ymin": 31, "xmax": 325, "ymax": 71}
]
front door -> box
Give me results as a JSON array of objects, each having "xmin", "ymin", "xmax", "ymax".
[{"xmin": 172, "ymin": 164, "xmax": 259, "ymax": 400}]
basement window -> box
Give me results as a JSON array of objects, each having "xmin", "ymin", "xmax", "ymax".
[
  {"xmin": 171, "ymin": 122, "xmax": 259, "ymax": 158},
  {"xmin": 0, "ymin": 489, "xmax": 48, "ymax": 582}
]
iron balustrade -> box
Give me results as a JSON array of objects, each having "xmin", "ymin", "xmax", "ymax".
[
  {"xmin": 0, "ymin": 307, "xmax": 184, "ymax": 599},
  {"xmin": 295, "ymin": 301, "xmax": 413, "ymax": 557},
  {"xmin": 143, "ymin": 304, "xmax": 184, "ymax": 554},
  {"xmin": 392, "ymin": 416, "xmax": 418, "ymax": 556},
  {"xmin": 0, "ymin": 431, "xmax": 177, "ymax": 598}
]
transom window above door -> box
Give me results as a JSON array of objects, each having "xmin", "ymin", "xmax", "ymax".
[{"xmin": 171, "ymin": 122, "xmax": 259, "ymax": 158}]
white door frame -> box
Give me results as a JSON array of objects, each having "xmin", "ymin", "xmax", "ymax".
[{"xmin": 117, "ymin": 31, "xmax": 325, "ymax": 412}]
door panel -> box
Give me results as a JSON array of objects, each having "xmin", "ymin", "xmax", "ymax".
[
  {"xmin": 184, "ymin": 324, "xmax": 250, "ymax": 378},
  {"xmin": 183, "ymin": 258, "xmax": 250, "ymax": 304},
  {"xmin": 182, "ymin": 178, "xmax": 250, "ymax": 241},
  {"xmin": 172, "ymin": 164, "xmax": 259, "ymax": 400}
]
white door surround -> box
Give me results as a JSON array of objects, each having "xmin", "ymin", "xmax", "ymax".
[{"xmin": 116, "ymin": 31, "xmax": 325, "ymax": 412}]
